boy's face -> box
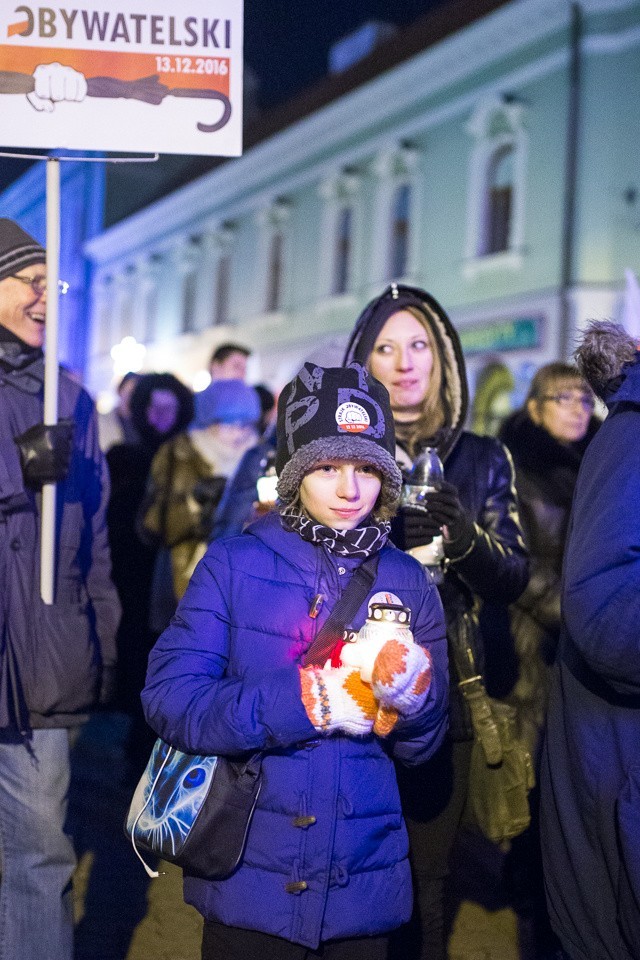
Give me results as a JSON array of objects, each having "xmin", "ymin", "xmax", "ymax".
[{"xmin": 299, "ymin": 459, "xmax": 382, "ymax": 530}]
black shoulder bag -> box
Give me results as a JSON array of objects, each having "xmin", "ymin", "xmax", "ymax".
[{"xmin": 124, "ymin": 553, "xmax": 379, "ymax": 879}]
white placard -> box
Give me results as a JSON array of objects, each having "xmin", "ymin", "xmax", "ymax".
[{"xmin": 0, "ymin": 0, "xmax": 243, "ymax": 156}]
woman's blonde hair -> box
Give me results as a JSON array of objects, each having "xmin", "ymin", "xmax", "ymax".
[{"xmin": 372, "ymin": 306, "xmax": 446, "ymax": 457}]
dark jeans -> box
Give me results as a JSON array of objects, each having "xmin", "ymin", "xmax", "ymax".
[
  {"xmin": 201, "ymin": 921, "xmax": 388, "ymax": 960},
  {"xmin": 389, "ymin": 737, "xmax": 474, "ymax": 960}
]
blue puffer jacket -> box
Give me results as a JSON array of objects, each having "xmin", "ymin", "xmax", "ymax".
[{"xmin": 142, "ymin": 511, "xmax": 448, "ymax": 948}]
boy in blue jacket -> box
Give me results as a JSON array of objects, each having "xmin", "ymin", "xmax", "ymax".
[{"xmin": 142, "ymin": 361, "xmax": 448, "ymax": 959}]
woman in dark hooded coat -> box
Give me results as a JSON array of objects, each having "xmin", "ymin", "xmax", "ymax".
[
  {"xmin": 343, "ymin": 283, "xmax": 529, "ymax": 960},
  {"xmin": 106, "ymin": 373, "xmax": 193, "ymax": 761}
]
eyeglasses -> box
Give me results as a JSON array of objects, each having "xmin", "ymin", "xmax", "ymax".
[
  {"xmin": 10, "ymin": 274, "xmax": 69, "ymax": 296},
  {"xmin": 541, "ymin": 391, "xmax": 595, "ymax": 411}
]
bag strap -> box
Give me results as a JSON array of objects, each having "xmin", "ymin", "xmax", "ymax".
[
  {"xmin": 450, "ymin": 611, "xmax": 503, "ymax": 765},
  {"xmin": 301, "ymin": 554, "xmax": 379, "ymax": 668}
]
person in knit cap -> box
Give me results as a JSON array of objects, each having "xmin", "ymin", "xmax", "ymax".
[
  {"xmin": 540, "ymin": 321, "xmax": 640, "ymax": 960},
  {"xmin": 142, "ymin": 361, "xmax": 448, "ymax": 960},
  {"xmin": 0, "ymin": 219, "xmax": 120, "ymax": 960},
  {"xmin": 344, "ymin": 283, "xmax": 529, "ymax": 960},
  {"xmin": 142, "ymin": 378, "xmax": 261, "ymax": 603}
]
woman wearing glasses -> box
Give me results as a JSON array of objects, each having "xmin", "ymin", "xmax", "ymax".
[{"xmin": 498, "ymin": 362, "xmax": 600, "ymax": 959}]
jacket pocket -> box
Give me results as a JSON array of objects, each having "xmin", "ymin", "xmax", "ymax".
[
  {"xmin": 22, "ymin": 600, "xmax": 99, "ymax": 717},
  {"xmin": 616, "ymin": 764, "xmax": 640, "ymax": 957}
]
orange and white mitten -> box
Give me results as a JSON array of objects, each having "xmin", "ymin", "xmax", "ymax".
[
  {"xmin": 299, "ymin": 666, "xmax": 377, "ymax": 736},
  {"xmin": 371, "ymin": 638, "xmax": 432, "ymax": 719}
]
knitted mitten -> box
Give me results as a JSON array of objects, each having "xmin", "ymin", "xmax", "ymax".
[
  {"xmin": 299, "ymin": 666, "xmax": 377, "ymax": 736},
  {"xmin": 338, "ymin": 640, "xmax": 400, "ymax": 737},
  {"xmin": 371, "ymin": 639, "xmax": 432, "ymax": 718}
]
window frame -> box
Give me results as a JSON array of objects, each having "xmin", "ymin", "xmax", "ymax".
[{"xmin": 464, "ymin": 97, "xmax": 528, "ymax": 279}]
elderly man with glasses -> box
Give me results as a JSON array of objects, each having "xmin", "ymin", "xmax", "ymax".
[{"xmin": 0, "ymin": 219, "xmax": 120, "ymax": 960}]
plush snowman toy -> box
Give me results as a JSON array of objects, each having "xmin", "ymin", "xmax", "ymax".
[{"xmin": 339, "ymin": 598, "xmax": 432, "ymax": 736}]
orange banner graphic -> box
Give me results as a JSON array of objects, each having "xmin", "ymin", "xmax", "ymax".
[{"xmin": 0, "ymin": 44, "xmax": 230, "ymax": 95}]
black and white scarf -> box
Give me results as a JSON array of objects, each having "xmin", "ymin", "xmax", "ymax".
[{"xmin": 281, "ymin": 510, "xmax": 390, "ymax": 558}]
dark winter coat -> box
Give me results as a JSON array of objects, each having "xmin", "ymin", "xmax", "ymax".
[
  {"xmin": 541, "ymin": 355, "xmax": 640, "ymax": 960},
  {"xmin": 142, "ymin": 511, "xmax": 448, "ymax": 948},
  {"xmin": 106, "ymin": 373, "xmax": 193, "ymax": 716},
  {"xmin": 345, "ymin": 284, "xmax": 529, "ymax": 740},
  {"xmin": 499, "ymin": 410, "xmax": 598, "ymax": 759},
  {"xmin": 0, "ymin": 341, "xmax": 119, "ymax": 731}
]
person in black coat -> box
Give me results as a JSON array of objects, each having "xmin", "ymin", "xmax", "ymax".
[
  {"xmin": 106, "ymin": 372, "xmax": 193, "ymax": 770},
  {"xmin": 498, "ymin": 362, "xmax": 599, "ymax": 959},
  {"xmin": 541, "ymin": 322, "xmax": 640, "ymax": 960},
  {"xmin": 0, "ymin": 219, "xmax": 120, "ymax": 960},
  {"xmin": 344, "ymin": 283, "xmax": 529, "ymax": 960},
  {"xmin": 499, "ymin": 362, "xmax": 599, "ymax": 761}
]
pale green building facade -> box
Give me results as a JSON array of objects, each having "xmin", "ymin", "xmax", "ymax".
[{"xmin": 83, "ymin": 0, "xmax": 640, "ymax": 424}]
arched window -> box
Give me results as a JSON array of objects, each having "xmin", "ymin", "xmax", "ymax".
[
  {"xmin": 389, "ymin": 182, "xmax": 412, "ymax": 280},
  {"xmin": 486, "ymin": 145, "xmax": 514, "ymax": 254},
  {"xmin": 464, "ymin": 97, "xmax": 527, "ymax": 276},
  {"xmin": 332, "ymin": 206, "xmax": 353, "ymax": 295}
]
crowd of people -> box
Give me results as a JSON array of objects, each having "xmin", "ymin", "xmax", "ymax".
[{"xmin": 1, "ymin": 215, "xmax": 639, "ymax": 960}]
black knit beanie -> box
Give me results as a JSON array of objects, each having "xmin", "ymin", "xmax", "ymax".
[
  {"xmin": 276, "ymin": 361, "xmax": 402, "ymax": 506},
  {"xmin": 0, "ymin": 219, "xmax": 46, "ymax": 284}
]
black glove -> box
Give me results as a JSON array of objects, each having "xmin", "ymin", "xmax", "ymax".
[
  {"xmin": 14, "ymin": 420, "xmax": 74, "ymax": 489},
  {"xmin": 192, "ymin": 475, "xmax": 227, "ymax": 538},
  {"xmin": 421, "ymin": 481, "xmax": 475, "ymax": 557},
  {"xmin": 393, "ymin": 505, "xmax": 443, "ymax": 551}
]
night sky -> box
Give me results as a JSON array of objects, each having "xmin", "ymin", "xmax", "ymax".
[{"xmin": 244, "ymin": 0, "xmax": 445, "ymax": 109}]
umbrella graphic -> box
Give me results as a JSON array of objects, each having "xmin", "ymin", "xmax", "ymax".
[{"xmin": 0, "ymin": 67, "xmax": 232, "ymax": 132}]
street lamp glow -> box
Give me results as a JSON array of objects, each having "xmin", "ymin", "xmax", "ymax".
[
  {"xmin": 111, "ymin": 336, "xmax": 146, "ymax": 378},
  {"xmin": 192, "ymin": 370, "xmax": 212, "ymax": 392}
]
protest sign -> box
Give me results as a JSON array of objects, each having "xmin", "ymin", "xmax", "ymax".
[{"xmin": 0, "ymin": 0, "xmax": 243, "ymax": 156}]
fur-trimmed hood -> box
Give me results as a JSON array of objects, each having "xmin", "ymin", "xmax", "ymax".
[
  {"xmin": 499, "ymin": 409, "xmax": 599, "ymax": 508},
  {"xmin": 129, "ymin": 372, "xmax": 194, "ymax": 452},
  {"xmin": 343, "ymin": 283, "xmax": 468, "ymax": 462}
]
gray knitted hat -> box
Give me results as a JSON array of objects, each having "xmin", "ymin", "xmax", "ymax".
[
  {"xmin": 0, "ymin": 219, "xmax": 46, "ymax": 284},
  {"xmin": 276, "ymin": 362, "xmax": 402, "ymax": 507}
]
